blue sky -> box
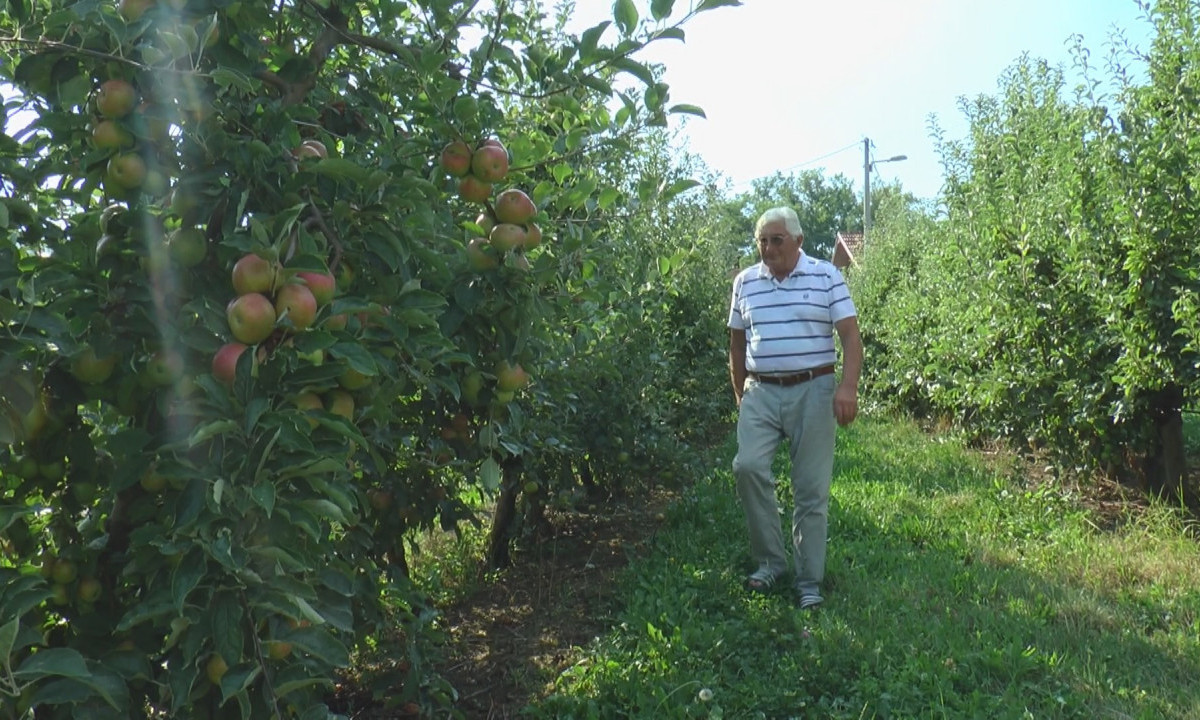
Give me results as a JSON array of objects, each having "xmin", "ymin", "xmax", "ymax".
[{"xmin": 569, "ymin": 0, "xmax": 1156, "ymax": 201}]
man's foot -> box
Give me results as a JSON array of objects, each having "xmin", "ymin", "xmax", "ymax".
[
  {"xmin": 744, "ymin": 570, "xmax": 778, "ymax": 595},
  {"xmin": 795, "ymin": 590, "xmax": 823, "ymax": 610}
]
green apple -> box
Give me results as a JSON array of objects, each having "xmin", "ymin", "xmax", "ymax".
[
  {"xmin": 70, "ymin": 346, "xmax": 117, "ymax": 384},
  {"xmin": 96, "ymin": 79, "xmax": 137, "ymax": 119},
  {"xmin": 167, "ymin": 226, "xmax": 207, "ymax": 267}
]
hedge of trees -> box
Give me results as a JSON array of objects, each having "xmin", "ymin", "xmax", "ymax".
[{"xmin": 854, "ymin": 0, "xmax": 1198, "ymax": 505}]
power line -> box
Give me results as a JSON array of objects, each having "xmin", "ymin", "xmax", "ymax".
[{"xmin": 726, "ymin": 139, "xmax": 863, "ymax": 191}]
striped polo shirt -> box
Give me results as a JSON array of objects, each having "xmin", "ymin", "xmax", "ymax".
[{"xmin": 727, "ymin": 252, "xmax": 857, "ymax": 374}]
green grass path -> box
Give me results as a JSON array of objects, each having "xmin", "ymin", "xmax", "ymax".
[{"xmin": 526, "ymin": 416, "xmax": 1200, "ymax": 719}]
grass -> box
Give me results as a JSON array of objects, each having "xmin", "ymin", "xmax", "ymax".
[{"xmin": 524, "ymin": 415, "xmax": 1200, "ymax": 720}]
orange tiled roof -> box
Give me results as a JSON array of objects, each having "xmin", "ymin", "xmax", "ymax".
[{"xmin": 832, "ymin": 232, "xmax": 864, "ymax": 269}]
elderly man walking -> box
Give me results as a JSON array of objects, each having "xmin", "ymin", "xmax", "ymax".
[{"xmin": 727, "ymin": 207, "xmax": 863, "ymax": 609}]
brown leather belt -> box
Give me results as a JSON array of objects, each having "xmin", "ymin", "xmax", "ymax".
[{"xmin": 749, "ymin": 365, "xmax": 835, "ymax": 387}]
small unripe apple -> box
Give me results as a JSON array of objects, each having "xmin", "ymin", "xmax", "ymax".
[
  {"xmin": 70, "ymin": 346, "xmax": 117, "ymax": 384},
  {"xmin": 293, "ymin": 139, "xmax": 327, "ymax": 159},
  {"xmin": 96, "ymin": 79, "xmax": 138, "ymax": 119},
  {"xmin": 325, "ymin": 389, "xmax": 354, "ymax": 420},
  {"xmin": 524, "ymin": 223, "xmax": 543, "ymax": 250},
  {"xmin": 167, "ymin": 226, "xmax": 207, "ymax": 267},
  {"xmin": 91, "ymin": 120, "xmax": 134, "ymax": 150},
  {"xmin": 106, "ymin": 153, "xmax": 147, "ymax": 190}
]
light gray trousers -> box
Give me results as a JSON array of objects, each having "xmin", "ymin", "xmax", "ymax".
[{"xmin": 732, "ymin": 374, "xmax": 837, "ymax": 595}]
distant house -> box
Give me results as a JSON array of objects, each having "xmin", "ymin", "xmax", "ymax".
[{"xmin": 832, "ymin": 232, "xmax": 864, "ymax": 270}]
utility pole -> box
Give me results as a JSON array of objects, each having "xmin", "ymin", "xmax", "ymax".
[
  {"xmin": 862, "ymin": 137, "xmax": 907, "ymax": 246},
  {"xmin": 863, "ymin": 138, "xmax": 871, "ymax": 242}
]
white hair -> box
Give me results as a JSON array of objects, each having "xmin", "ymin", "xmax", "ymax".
[{"xmin": 755, "ymin": 207, "xmax": 804, "ymax": 239}]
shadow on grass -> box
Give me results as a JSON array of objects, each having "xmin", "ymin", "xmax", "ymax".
[{"xmin": 527, "ymin": 416, "xmax": 1200, "ymax": 719}]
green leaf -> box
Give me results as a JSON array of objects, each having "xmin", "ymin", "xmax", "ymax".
[
  {"xmin": 287, "ymin": 626, "xmax": 350, "ymax": 668},
  {"xmin": 189, "ymin": 419, "xmax": 240, "ymax": 447},
  {"xmin": 0, "ymin": 618, "xmax": 18, "ymax": 664},
  {"xmin": 697, "ymin": 0, "xmax": 742, "ymax": 10},
  {"xmin": 668, "ymin": 103, "xmax": 706, "ymax": 118},
  {"xmin": 661, "ymin": 178, "xmax": 701, "ymax": 201},
  {"xmin": 210, "ymin": 595, "xmax": 244, "ymax": 668},
  {"xmin": 13, "ymin": 647, "xmax": 90, "ymax": 680},
  {"xmin": 613, "ymin": 0, "xmax": 639, "ymax": 35},
  {"xmin": 312, "ymin": 158, "xmax": 372, "ymax": 185},
  {"xmin": 654, "ymin": 27, "xmax": 686, "ymax": 41},
  {"xmin": 0, "ymin": 505, "xmax": 31, "ymax": 534},
  {"xmin": 612, "ymin": 57, "xmax": 655, "ymax": 86},
  {"xmin": 480, "ymin": 457, "xmax": 501, "ymax": 491},
  {"xmin": 651, "ymin": 0, "xmax": 675, "ymax": 20},
  {"xmin": 579, "ymin": 21, "xmax": 611, "ymax": 63},
  {"xmin": 171, "ymin": 553, "xmax": 206, "ymax": 611}
]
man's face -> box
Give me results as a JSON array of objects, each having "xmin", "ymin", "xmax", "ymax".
[{"xmin": 756, "ymin": 220, "xmax": 803, "ymax": 277}]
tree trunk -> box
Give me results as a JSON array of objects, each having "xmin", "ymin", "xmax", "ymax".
[
  {"xmin": 1144, "ymin": 384, "xmax": 1190, "ymax": 505},
  {"xmin": 485, "ymin": 457, "xmax": 523, "ymax": 569}
]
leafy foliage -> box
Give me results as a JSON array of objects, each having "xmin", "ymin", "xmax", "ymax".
[
  {"xmin": 0, "ymin": 0, "xmax": 741, "ymax": 716},
  {"xmin": 854, "ymin": 1, "xmax": 1198, "ymax": 501}
]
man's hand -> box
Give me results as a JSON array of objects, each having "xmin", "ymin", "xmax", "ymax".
[{"xmin": 833, "ymin": 383, "xmax": 858, "ymax": 426}]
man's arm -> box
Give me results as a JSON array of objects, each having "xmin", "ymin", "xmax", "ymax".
[
  {"xmin": 833, "ymin": 315, "xmax": 862, "ymax": 426},
  {"xmin": 729, "ymin": 328, "xmax": 747, "ymax": 406}
]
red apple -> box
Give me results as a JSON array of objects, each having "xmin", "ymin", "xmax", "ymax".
[
  {"xmin": 231, "ymin": 253, "xmax": 276, "ymax": 295},
  {"xmin": 96, "ymin": 79, "xmax": 138, "ymax": 119},
  {"xmin": 458, "ymin": 175, "xmax": 492, "ymax": 203},
  {"xmin": 466, "ymin": 237, "xmax": 498, "ymax": 270},
  {"xmin": 470, "ymin": 143, "xmax": 509, "ymax": 182},
  {"xmin": 474, "ymin": 211, "xmax": 496, "ymax": 235},
  {"xmin": 439, "ymin": 140, "xmax": 473, "ymax": 177},
  {"xmin": 524, "ymin": 223, "xmax": 543, "ymax": 250},
  {"xmin": 494, "ymin": 188, "xmax": 536, "ymax": 225},
  {"xmin": 274, "ymin": 283, "xmax": 318, "ymax": 331},
  {"xmin": 106, "ymin": 153, "xmax": 147, "ymax": 190},
  {"xmin": 212, "ymin": 342, "xmax": 248, "ymax": 386},
  {"xmin": 489, "ymin": 223, "xmax": 527, "ymax": 253},
  {"xmin": 91, "ymin": 120, "xmax": 133, "ymax": 150},
  {"xmin": 227, "ymin": 292, "xmax": 277, "ymax": 344},
  {"xmin": 496, "ymin": 361, "xmax": 530, "ymax": 392},
  {"xmin": 296, "ymin": 271, "xmax": 336, "ymax": 306}
]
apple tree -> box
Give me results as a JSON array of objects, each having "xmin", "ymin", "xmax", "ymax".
[{"xmin": 1, "ymin": 0, "xmax": 743, "ymax": 716}]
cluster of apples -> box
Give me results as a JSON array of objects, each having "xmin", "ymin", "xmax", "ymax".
[
  {"xmin": 210, "ymin": 253, "xmax": 336, "ymax": 387},
  {"xmin": 438, "ymin": 138, "xmax": 542, "ymax": 270},
  {"xmin": 90, "ymin": 79, "xmax": 154, "ymax": 195}
]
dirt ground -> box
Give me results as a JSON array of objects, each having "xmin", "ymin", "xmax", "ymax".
[{"xmin": 434, "ymin": 488, "xmax": 677, "ymax": 718}]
